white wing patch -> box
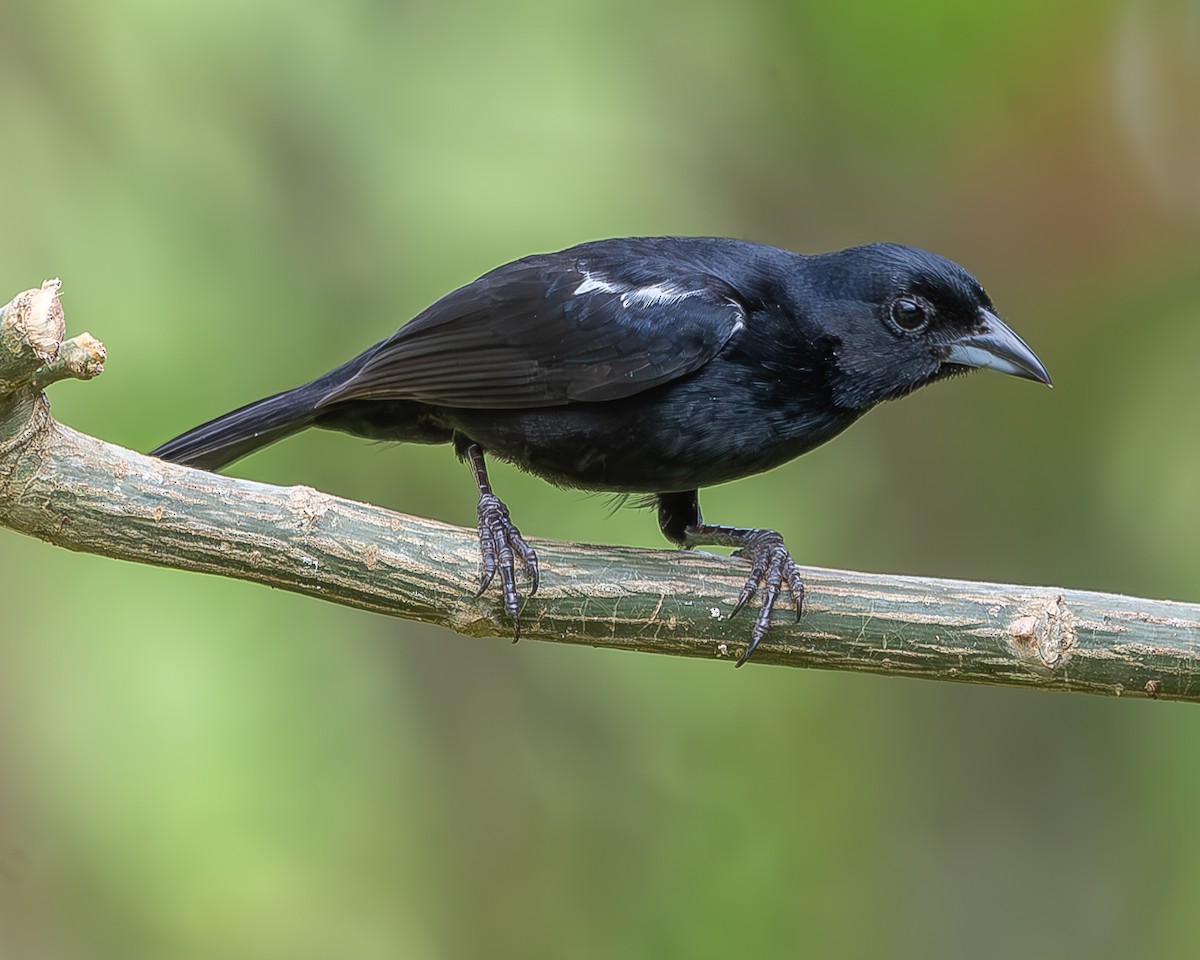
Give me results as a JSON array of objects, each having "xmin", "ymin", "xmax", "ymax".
[
  {"xmin": 623, "ymin": 281, "xmax": 703, "ymax": 307},
  {"xmin": 573, "ymin": 271, "xmax": 621, "ymax": 296},
  {"xmin": 574, "ymin": 270, "xmax": 704, "ymax": 308}
]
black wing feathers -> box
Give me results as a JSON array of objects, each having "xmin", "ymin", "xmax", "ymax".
[{"xmin": 321, "ymin": 255, "xmax": 747, "ymax": 410}]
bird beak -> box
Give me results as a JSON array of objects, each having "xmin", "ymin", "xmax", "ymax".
[{"xmin": 945, "ymin": 309, "xmax": 1052, "ymax": 386}]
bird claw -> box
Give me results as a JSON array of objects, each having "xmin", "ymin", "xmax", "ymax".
[
  {"xmin": 728, "ymin": 529, "xmax": 805, "ymax": 666},
  {"xmin": 476, "ymin": 492, "xmax": 539, "ymax": 639}
]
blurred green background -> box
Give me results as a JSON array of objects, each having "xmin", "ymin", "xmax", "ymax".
[{"xmin": 2, "ymin": 1, "xmax": 1199, "ymax": 957}]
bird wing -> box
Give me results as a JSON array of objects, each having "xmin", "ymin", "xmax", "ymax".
[{"xmin": 319, "ymin": 254, "xmax": 748, "ymax": 409}]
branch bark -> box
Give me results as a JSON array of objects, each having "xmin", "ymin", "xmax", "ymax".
[{"xmin": 2, "ymin": 281, "xmax": 1198, "ymax": 701}]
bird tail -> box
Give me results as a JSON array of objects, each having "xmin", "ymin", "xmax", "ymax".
[{"xmin": 150, "ymin": 382, "xmax": 328, "ymax": 471}]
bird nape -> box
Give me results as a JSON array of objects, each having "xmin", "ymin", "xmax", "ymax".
[{"xmin": 152, "ymin": 236, "xmax": 1051, "ymax": 665}]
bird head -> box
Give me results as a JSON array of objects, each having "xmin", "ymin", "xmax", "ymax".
[{"xmin": 811, "ymin": 243, "xmax": 1051, "ymax": 411}]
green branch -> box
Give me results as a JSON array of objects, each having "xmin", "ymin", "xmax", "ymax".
[{"xmin": 1, "ymin": 280, "xmax": 1197, "ymax": 700}]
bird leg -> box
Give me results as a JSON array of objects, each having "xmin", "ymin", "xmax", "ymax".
[
  {"xmin": 657, "ymin": 491, "xmax": 803, "ymax": 666},
  {"xmin": 461, "ymin": 439, "xmax": 539, "ymax": 637}
]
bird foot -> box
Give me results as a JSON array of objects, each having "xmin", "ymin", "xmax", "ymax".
[
  {"xmin": 729, "ymin": 529, "xmax": 805, "ymax": 665},
  {"xmin": 475, "ymin": 492, "xmax": 539, "ymax": 638},
  {"xmin": 685, "ymin": 524, "xmax": 804, "ymax": 665}
]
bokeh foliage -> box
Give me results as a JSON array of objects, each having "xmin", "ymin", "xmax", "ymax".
[{"xmin": 2, "ymin": 1, "xmax": 1199, "ymax": 957}]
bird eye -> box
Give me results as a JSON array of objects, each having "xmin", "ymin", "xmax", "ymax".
[{"xmin": 889, "ymin": 296, "xmax": 932, "ymax": 333}]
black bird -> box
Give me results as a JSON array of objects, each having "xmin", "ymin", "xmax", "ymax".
[{"xmin": 152, "ymin": 237, "xmax": 1050, "ymax": 664}]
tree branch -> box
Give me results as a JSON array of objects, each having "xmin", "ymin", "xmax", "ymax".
[{"xmin": 2, "ymin": 280, "xmax": 1198, "ymax": 701}]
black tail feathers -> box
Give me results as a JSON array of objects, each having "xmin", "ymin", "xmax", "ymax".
[{"xmin": 150, "ymin": 383, "xmax": 324, "ymax": 471}]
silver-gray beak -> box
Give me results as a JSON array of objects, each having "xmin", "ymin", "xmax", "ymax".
[{"xmin": 945, "ymin": 309, "xmax": 1052, "ymax": 386}]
